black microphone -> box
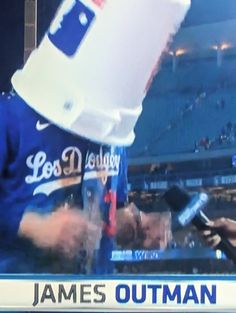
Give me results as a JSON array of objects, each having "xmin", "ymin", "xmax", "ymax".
[{"xmin": 164, "ymin": 185, "xmax": 236, "ymax": 264}]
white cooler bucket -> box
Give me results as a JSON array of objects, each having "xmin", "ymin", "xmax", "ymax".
[{"xmin": 12, "ymin": 0, "xmax": 190, "ymax": 146}]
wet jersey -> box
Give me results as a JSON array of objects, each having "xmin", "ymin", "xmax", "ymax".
[{"xmin": 0, "ymin": 92, "xmax": 127, "ymax": 273}]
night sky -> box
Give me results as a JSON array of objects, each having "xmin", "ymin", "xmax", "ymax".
[
  {"xmin": 0, "ymin": 0, "xmax": 24, "ymax": 91},
  {"xmin": 0, "ymin": 0, "xmax": 61, "ymax": 91}
]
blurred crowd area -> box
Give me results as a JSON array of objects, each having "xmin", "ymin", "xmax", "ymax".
[{"xmin": 129, "ymin": 57, "xmax": 236, "ymax": 158}]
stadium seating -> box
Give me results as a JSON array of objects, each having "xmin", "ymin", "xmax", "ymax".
[{"xmin": 128, "ymin": 57, "xmax": 236, "ymax": 157}]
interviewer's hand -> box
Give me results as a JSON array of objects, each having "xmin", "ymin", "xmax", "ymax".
[
  {"xmin": 202, "ymin": 218, "xmax": 236, "ymax": 248},
  {"xmin": 18, "ymin": 205, "xmax": 102, "ymax": 258}
]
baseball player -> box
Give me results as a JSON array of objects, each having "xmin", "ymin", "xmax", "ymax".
[{"xmin": 0, "ymin": 0, "xmax": 190, "ymax": 273}]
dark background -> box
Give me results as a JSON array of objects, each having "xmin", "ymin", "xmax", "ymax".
[{"xmin": 0, "ymin": 0, "xmax": 61, "ymax": 91}]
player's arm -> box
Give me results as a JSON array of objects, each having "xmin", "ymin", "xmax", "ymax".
[
  {"xmin": 18, "ymin": 206, "xmax": 102, "ymax": 258},
  {"xmin": 0, "ymin": 99, "xmax": 46, "ymax": 246},
  {"xmin": 0, "ymin": 96, "xmax": 100, "ymax": 257},
  {"xmin": 0, "ymin": 96, "xmax": 26, "ymax": 242}
]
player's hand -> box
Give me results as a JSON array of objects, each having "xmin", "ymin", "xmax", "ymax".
[
  {"xmin": 52, "ymin": 206, "xmax": 102, "ymax": 258},
  {"xmin": 141, "ymin": 212, "xmax": 172, "ymax": 249},
  {"xmin": 202, "ymin": 218, "xmax": 236, "ymax": 248},
  {"xmin": 19, "ymin": 205, "xmax": 102, "ymax": 258}
]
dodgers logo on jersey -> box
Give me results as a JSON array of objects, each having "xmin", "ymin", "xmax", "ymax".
[
  {"xmin": 84, "ymin": 147, "xmax": 120, "ymax": 184},
  {"xmin": 48, "ymin": 0, "xmax": 95, "ymax": 56},
  {"xmin": 25, "ymin": 147, "xmax": 82, "ymax": 196}
]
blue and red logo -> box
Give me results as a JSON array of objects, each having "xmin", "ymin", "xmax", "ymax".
[
  {"xmin": 48, "ymin": 0, "xmax": 95, "ymax": 56},
  {"xmin": 91, "ymin": 0, "xmax": 105, "ymax": 8}
]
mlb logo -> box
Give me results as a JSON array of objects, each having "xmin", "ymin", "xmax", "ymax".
[
  {"xmin": 48, "ymin": 0, "xmax": 95, "ymax": 56},
  {"xmin": 91, "ymin": 0, "xmax": 105, "ymax": 8}
]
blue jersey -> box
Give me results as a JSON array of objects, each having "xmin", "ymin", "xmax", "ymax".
[{"xmin": 0, "ymin": 92, "xmax": 128, "ymax": 273}]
